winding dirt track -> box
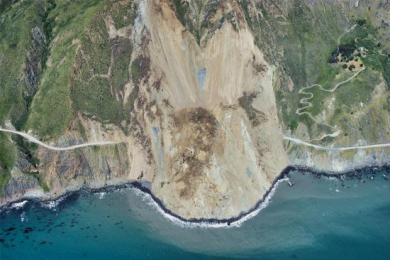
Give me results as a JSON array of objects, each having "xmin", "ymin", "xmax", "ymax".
[
  {"xmin": 296, "ymin": 67, "xmax": 366, "ymax": 125},
  {"xmin": 295, "ymin": 24, "xmax": 361, "ymax": 128},
  {"xmin": 0, "ymin": 127, "xmax": 119, "ymax": 151}
]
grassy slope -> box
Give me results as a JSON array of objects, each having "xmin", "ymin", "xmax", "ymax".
[
  {"xmin": 0, "ymin": 134, "xmax": 16, "ymax": 195},
  {"xmin": 240, "ymin": 0, "xmax": 344, "ymax": 131},
  {"xmin": 70, "ymin": 1, "xmax": 134, "ymax": 127},
  {"xmin": 0, "ymin": 0, "xmax": 135, "ymax": 192},
  {"xmin": 0, "ymin": 0, "xmax": 47, "ymax": 192},
  {"xmin": 0, "ymin": 0, "xmax": 45, "ymax": 125},
  {"xmin": 241, "ymin": 0, "xmax": 389, "ymax": 137},
  {"xmin": 24, "ymin": 0, "xmax": 107, "ymax": 139},
  {"xmin": 26, "ymin": 0, "xmax": 136, "ymax": 138}
]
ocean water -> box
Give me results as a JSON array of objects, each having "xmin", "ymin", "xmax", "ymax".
[{"xmin": 0, "ymin": 169, "xmax": 389, "ymax": 260}]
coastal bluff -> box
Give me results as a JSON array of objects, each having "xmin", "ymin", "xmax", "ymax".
[{"xmin": 0, "ymin": 0, "xmax": 389, "ymax": 220}]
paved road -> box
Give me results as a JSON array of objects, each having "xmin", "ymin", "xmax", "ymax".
[
  {"xmin": 0, "ymin": 127, "xmax": 119, "ymax": 151},
  {"xmin": 283, "ymin": 135, "xmax": 390, "ymax": 151}
]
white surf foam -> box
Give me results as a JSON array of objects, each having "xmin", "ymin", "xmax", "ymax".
[
  {"xmin": 40, "ymin": 196, "xmax": 66, "ymax": 210},
  {"xmin": 129, "ymin": 177, "xmax": 289, "ymax": 229},
  {"xmin": 97, "ymin": 192, "xmax": 106, "ymax": 200},
  {"xmin": 11, "ymin": 200, "xmax": 28, "ymax": 209}
]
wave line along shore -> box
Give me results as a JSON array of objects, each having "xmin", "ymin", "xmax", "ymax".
[{"xmin": 0, "ymin": 165, "xmax": 390, "ymax": 228}]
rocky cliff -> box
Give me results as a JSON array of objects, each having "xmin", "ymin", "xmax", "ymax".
[{"xmin": 0, "ymin": 0, "xmax": 389, "ymax": 220}]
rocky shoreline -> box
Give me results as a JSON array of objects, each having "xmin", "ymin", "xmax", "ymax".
[
  {"xmin": 0, "ymin": 0, "xmax": 390, "ymax": 226},
  {"xmin": 0, "ymin": 164, "xmax": 390, "ymax": 227}
]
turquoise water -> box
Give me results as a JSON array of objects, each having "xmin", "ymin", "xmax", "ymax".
[{"xmin": 0, "ymin": 169, "xmax": 389, "ymax": 259}]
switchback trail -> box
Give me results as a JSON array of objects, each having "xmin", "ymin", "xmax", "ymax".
[
  {"xmin": 295, "ymin": 24, "xmax": 362, "ymax": 129},
  {"xmin": 296, "ymin": 67, "xmax": 366, "ymax": 125},
  {"xmin": 0, "ymin": 127, "xmax": 119, "ymax": 151}
]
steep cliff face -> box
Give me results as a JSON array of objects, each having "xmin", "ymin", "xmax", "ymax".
[{"xmin": 0, "ymin": 0, "xmax": 389, "ymax": 219}]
